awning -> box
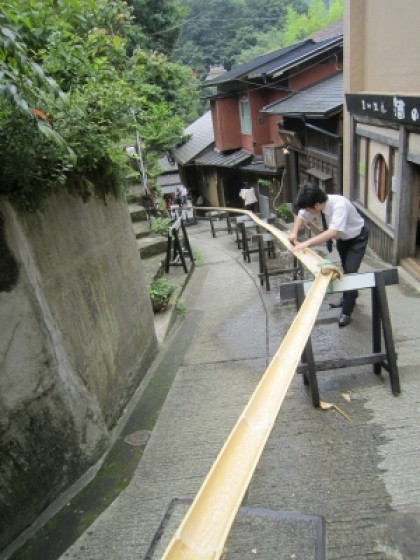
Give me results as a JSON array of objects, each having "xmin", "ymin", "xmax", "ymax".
[
  {"xmin": 194, "ymin": 147, "xmax": 253, "ymax": 168},
  {"xmin": 307, "ymin": 167, "xmax": 332, "ymax": 181},
  {"xmin": 239, "ymin": 161, "xmax": 283, "ymax": 175},
  {"xmin": 262, "ymin": 72, "xmax": 343, "ymax": 118}
]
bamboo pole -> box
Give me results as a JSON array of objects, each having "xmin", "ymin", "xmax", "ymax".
[
  {"xmin": 162, "ymin": 208, "xmax": 339, "ymax": 560},
  {"xmin": 198, "ymin": 207, "xmax": 324, "ymax": 277}
]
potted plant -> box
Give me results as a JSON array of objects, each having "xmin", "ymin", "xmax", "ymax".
[
  {"xmin": 147, "ymin": 276, "xmax": 175, "ymax": 313},
  {"xmin": 257, "ymin": 178, "xmax": 272, "ymax": 189},
  {"xmin": 275, "ymin": 203, "xmax": 294, "ymax": 223}
]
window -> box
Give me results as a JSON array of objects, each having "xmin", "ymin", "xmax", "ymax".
[
  {"xmin": 372, "ymin": 153, "xmax": 388, "ymax": 203},
  {"xmin": 239, "ymin": 98, "xmax": 251, "ymax": 135}
]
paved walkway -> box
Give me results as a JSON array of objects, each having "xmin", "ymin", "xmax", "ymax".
[{"xmin": 61, "ymin": 220, "xmax": 420, "ymax": 560}]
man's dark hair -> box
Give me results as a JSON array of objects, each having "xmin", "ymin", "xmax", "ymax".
[{"xmin": 296, "ymin": 182, "xmax": 328, "ymax": 210}]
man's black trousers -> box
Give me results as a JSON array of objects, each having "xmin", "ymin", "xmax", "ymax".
[{"xmin": 336, "ymin": 226, "xmax": 369, "ymax": 315}]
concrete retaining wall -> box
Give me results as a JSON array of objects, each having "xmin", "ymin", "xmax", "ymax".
[{"xmin": 0, "ymin": 192, "xmax": 158, "ymax": 550}]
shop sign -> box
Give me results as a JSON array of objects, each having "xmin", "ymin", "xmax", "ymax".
[{"xmin": 346, "ymin": 93, "xmax": 420, "ymax": 126}]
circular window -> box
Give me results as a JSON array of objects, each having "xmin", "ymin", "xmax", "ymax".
[{"xmin": 373, "ymin": 154, "xmax": 388, "ymax": 203}]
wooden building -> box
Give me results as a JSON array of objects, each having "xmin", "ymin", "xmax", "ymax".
[{"xmin": 343, "ymin": 0, "xmax": 420, "ymax": 278}]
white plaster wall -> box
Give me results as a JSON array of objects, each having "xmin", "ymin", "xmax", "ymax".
[{"xmin": 343, "ymin": 0, "xmax": 420, "ymax": 196}]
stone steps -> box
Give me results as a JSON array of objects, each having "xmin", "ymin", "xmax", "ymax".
[
  {"xmin": 132, "ymin": 221, "xmax": 152, "ymax": 239},
  {"xmin": 127, "ymin": 198, "xmax": 194, "ymax": 344},
  {"xmin": 136, "ymin": 235, "xmax": 168, "ymax": 259},
  {"xmin": 140, "ymin": 253, "xmax": 166, "ymax": 287},
  {"xmin": 400, "ymin": 257, "xmax": 420, "ymax": 283},
  {"xmin": 124, "ymin": 187, "xmax": 185, "ymax": 344},
  {"xmin": 127, "ymin": 201, "xmax": 168, "ymax": 287},
  {"xmin": 128, "ymin": 203, "xmax": 148, "ymax": 222}
]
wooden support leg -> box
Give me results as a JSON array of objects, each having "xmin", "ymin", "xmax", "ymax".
[
  {"xmin": 210, "ymin": 215, "xmax": 216, "ymax": 238},
  {"xmin": 173, "ymin": 230, "xmax": 188, "ymax": 273},
  {"xmin": 374, "ymin": 271, "xmax": 401, "ymax": 395},
  {"xmin": 296, "ymin": 283, "xmax": 320, "ymax": 407},
  {"xmin": 181, "ymin": 220, "xmax": 194, "ymax": 264},
  {"xmin": 241, "ymin": 223, "xmax": 251, "ymax": 263},
  {"xmin": 257, "ymin": 237, "xmax": 264, "ymax": 287},
  {"xmin": 298, "ymin": 261, "xmax": 304, "ymax": 280},
  {"xmin": 371, "ymin": 281, "xmax": 382, "ymax": 375},
  {"xmin": 165, "ymin": 235, "xmax": 172, "ymax": 273},
  {"xmin": 226, "ymin": 215, "xmax": 232, "ymax": 234},
  {"xmin": 236, "ymin": 227, "xmax": 241, "ymax": 249}
]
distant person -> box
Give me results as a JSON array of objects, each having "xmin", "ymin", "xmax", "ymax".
[
  {"xmin": 174, "ymin": 187, "xmax": 182, "ymax": 206},
  {"xmin": 239, "ymin": 182, "xmax": 258, "ymax": 212},
  {"xmin": 180, "ymin": 185, "xmax": 188, "ymax": 206},
  {"xmin": 288, "ymin": 183, "xmax": 368, "ymax": 327},
  {"xmin": 163, "ymin": 194, "xmax": 173, "ymax": 211}
]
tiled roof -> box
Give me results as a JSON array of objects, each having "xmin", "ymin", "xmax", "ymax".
[
  {"xmin": 311, "ymin": 19, "xmax": 343, "ymax": 42},
  {"xmin": 158, "ymin": 154, "xmax": 178, "ymax": 173},
  {"xmin": 156, "ymin": 173, "xmax": 181, "ymax": 187},
  {"xmin": 204, "ymin": 35, "xmax": 342, "ymax": 86},
  {"xmin": 240, "ymin": 160, "xmax": 282, "ymax": 175},
  {"xmin": 248, "ymin": 36, "xmax": 342, "ymax": 80},
  {"xmin": 204, "ymin": 41, "xmax": 306, "ymax": 86},
  {"xmin": 194, "ymin": 147, "xmax": 253, "ymax": 168},
  {"xmin": 172, "ymin": 111, "xmax": 214, "ymax": 165},
  {"xmin": 261, "ymin": 72, "xmax": 343, "ymax": 118}
]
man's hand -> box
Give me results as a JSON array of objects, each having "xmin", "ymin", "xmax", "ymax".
[
  {"xmin": 288, "ymin": 231, "xmax": 298, "ymax": 245},
  {"xmin": 290, "ymin": 240, "xmax": 310, "ymax": 253}
]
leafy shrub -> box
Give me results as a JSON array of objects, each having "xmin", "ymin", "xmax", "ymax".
[
  {"xmin": 151, "ymin": 217, "xmax": 172, "ymax": 237},
  {"xmin": 276, "ymin": 203, "xmax": 294, "ymax": 222},
  {"xmin": 147, "ymin": 276, "xmax": 175, "ymax": 304},
  {"xmin": 0, "ymin": 1, "xmax": 199, "ymax": 211}
]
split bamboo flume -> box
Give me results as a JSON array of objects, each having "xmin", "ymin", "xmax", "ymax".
[{"xmin": 162, "ymin": 208, "xmax": 339, "ymax": 560}]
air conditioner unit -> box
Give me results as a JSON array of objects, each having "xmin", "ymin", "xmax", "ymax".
[
  {"xmin": 262, "ymin": 144, "xmax": 285, "ymax": 169},
  {"xmin": 278, "ymin": 128, "xmax": 303, "ymax": 150}
]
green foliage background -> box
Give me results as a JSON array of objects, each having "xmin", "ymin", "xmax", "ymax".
[
  {"xmin": 0, "ymin": 0, "xmax": 343, "ymax": 211},
  {"xmin": 172, "ymin": 0, "xmax": 343, "ymax": 78},
  {"xmin": 0, "ymin": 0, "xmax": 200, "ymax": 210}
]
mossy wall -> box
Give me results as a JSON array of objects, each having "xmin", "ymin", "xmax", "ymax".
[{"xmin": 0, "ymin": 192, "xmax": 158, "ymax": 550}]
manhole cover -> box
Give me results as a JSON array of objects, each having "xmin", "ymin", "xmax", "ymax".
[
  {"xmin": 145, "ymin": 499, "xmax": 325, "ymax": 560},
  {"xmin": 124, "ymin": 430, "xmax": 151, "ymax": 446}
]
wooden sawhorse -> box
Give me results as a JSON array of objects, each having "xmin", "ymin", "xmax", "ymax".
[
  {"xmin": 170, "ymin": 205, "xmax": 197, "ymax": 226},
  {"xmin": 165, "ymin": 217, "xmax": 194, "ymax": 273},
  {"xmin": 254, "ymin": 233, "xmax": 304, "ymax": 291},
  {"xmin": 207, "ymin": 210, "xmax": 233, "ymax": 238},
  {"xmin": 280, "ymin": 268, "xmax": 401, "ymax": 407}
]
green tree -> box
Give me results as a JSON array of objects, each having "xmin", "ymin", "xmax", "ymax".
[
  {"xmin": 0, "ymin": 0, "xmax": 199, "ymax": 210},
  {"xmin": 125, "ymin": 0, "xmax": 187, "ymax": 56},
  {"xmin": 327, "ymin": 0, "xmax": 344, "ymax": 23},
  {"xmin": 235, "ymin": 28, "xmax": 284, "ymax": 65},
  {"xmin": 236, "ymin": 0, "xmax": 343, "ymax": 61},
  {"xmin": 283, "ymin": 0, "xmax": 343, "ymax": 46},
  {"xmin": 173, "ymin": 0, "xmax": 309, "ymax": 77}
]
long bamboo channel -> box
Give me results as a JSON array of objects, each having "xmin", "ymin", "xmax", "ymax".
[{"xmin": 162, "ymin": 208, "xmax": 340, "ymax": 560}]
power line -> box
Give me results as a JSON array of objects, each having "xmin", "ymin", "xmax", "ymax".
[{"xmin": 147, "ymin": 14, "xmax": 284, "ymax": 36}]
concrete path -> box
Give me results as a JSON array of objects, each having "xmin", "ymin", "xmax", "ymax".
[{"xmin": 60, "ymin": 220, "xmax": 420, "ymax": 560}]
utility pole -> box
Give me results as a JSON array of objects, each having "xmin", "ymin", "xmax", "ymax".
[{"xmin": 130, "ymin": 108, "xmax": 148, "ymax": 195}]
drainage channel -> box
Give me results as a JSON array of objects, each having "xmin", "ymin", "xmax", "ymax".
[{"xmin": 9, "ymin": 312, "xmax": 200, "ymax": 560}]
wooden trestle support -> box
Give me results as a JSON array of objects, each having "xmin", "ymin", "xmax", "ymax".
[{"xmin": 161, "ymin": 207, "xmax": 399, "ymax": 560}]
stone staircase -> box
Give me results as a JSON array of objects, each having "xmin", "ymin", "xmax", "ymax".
[
  {"xmin": 126, "ymin": 188, "xmax": 193, "ymax": 343},
  {"xmin": 400, "ymin": 256, "xmax": 420, "ymax": 283},
  {"xmin": 127, "ymin": 193, "xmax": 168, "ymax": 287}
]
